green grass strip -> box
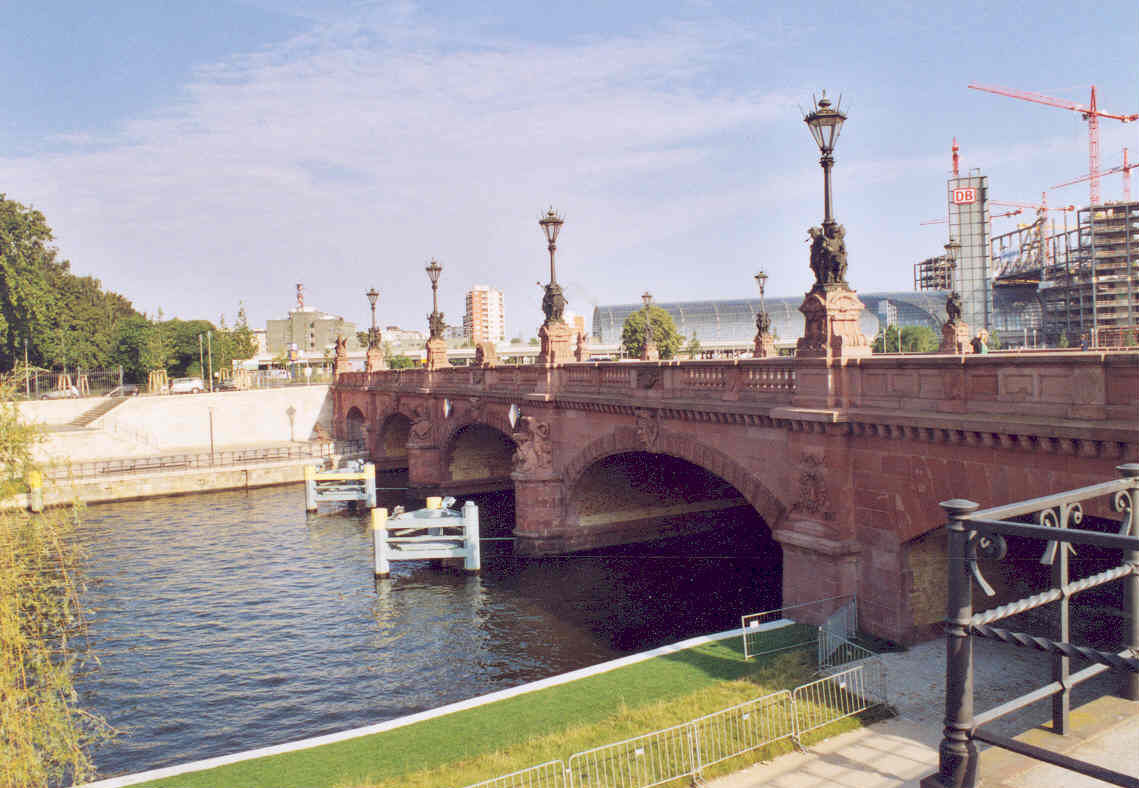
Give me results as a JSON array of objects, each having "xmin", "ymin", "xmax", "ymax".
[{"xmin": 132, "ymin": 625, "xmax": 817, "ymax": 788}]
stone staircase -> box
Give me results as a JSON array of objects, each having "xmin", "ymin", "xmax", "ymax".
[{"xmin": 68, "ymin": 397, "xmax": 129, "ymax": 428}]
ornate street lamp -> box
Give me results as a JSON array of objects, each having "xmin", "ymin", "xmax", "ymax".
[
  {"xmin": 426, "ymin": 259, "xmax": 443, "ymax": 339},
  {"xmin": 753, "ymin": 270, "xmax": 775, "ymax": 358},
  {"xmin": 366, "ymin": 288, "xmax": 379, "ymax": 348},
  {"xmin": 640, "ymin": 291, "xmax": 658, "ymax": 361},
  {"xmin": 538, "ymin": 207, "xmax": 566, "ymax": 325},
  {"xmin": 804, "ymin": 92, "xmax": 847, "ymax": 228},
  {"xmin": 424, "ymin": 258, "xmax": 448, "ymax": 370}
]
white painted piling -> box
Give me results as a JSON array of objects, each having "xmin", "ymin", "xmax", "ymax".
[
  {"xmin": 364, "ymin": 463, "xmax": 376, "ymax": 508},
  {"xmin": 304, "ymin": 465, "xmax": 318, "ymax": 512},
  {"xmin": 372, "ymin": 507, "xmax": 390, "ymax": 577},
  {"xmin": 463, "ymin": 500, "xmax": 480, "ymax": 573}
]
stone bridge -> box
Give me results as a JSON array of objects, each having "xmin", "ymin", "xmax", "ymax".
[{"xmin": 333, "ymin": 352, "xmax": 1138, "ymax": 643}]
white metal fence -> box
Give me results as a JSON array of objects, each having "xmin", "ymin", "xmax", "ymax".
[
  {"xmin": 792, "ymin": 660, "xmax": 888, "ymax": 745},
  {"xmin": 741, "ymin": 595, "xmax": 856, "ymax": 660},
  {"xmin": 458, "ymin": 651, "xmax": 887, "ymax": 788},
  {"xmin": 461, "ymin": 760, "xmax": 568, "ymax": 788}
]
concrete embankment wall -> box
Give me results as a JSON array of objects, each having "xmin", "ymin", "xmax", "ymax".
[
  {"xmin": 3, "ymin": 459, "xmax": 318, "ymax": 511},
  {"xmin": 20, "ymin": 387, "xmax": 333, "ymax": 461}
]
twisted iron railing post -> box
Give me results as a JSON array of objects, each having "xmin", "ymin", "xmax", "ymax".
[
  {"xmin": 1121, "ymin": 463, "xmax": 1139, "ymax": 702},
  {"xmin": 925, "ymin": 498, "xmax": 981, "ymax": 788}
]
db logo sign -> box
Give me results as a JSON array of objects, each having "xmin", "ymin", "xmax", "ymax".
[{"xmin": 952, "ymin": 188, "xmax": 977, "ymax": 204}]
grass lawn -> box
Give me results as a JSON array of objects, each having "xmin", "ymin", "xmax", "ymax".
[{"xmin": 131, "ymin": 624, "xmax": 887, "ymax": 788}]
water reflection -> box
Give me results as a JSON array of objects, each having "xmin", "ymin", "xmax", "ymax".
[{"xmin": 75, "ymin": 485, "xmax": 779, "ymax": 778}]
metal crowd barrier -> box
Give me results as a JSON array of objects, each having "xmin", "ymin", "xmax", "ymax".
[
  {"xmin": 461, "ymin": 760, "xmax": 568, "ymax": 788},
  {"xmin": 459, "ymin": 649, "xmax": 886, "ymax": 788},
  {"xmin": 741, "ymin": 594, "xmax": 856, "ymax": 660}
]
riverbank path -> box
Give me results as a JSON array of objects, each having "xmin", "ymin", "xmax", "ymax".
[{"xmin": 707, "ymin": 637, "xmax": 1138, "ymax": 787}]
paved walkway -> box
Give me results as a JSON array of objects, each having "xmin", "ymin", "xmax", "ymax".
[{"xmin": 707, "ymin": 638, "xmax": 1138, "ymax": 787}]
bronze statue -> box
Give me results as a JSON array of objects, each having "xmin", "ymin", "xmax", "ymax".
[
  {"xmin": 946, "ymin": 291, "xmax": 963, "ymax": 323},
  {"xmin": 542, "ymin": 284, "xmax": 567, "ymax": 323},
  {"xmin": 808, "ymin": 223, "xmax": 848, "ymax": 287}
]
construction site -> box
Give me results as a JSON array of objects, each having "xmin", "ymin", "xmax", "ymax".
[{"xmin": 914, "ymin": 84, "xmax": 1139, "ymax": 347}]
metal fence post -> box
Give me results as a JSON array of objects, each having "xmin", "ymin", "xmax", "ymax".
[
  {"xmin": 1120, "ymin": 463, "xmax": 1139, "ymax": 702},
  {"xmin": 924, "ymin": 498, "xmax": 980, "ymax": 788}
]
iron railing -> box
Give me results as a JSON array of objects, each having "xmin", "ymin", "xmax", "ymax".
[
  {"xmin": 460, "ymin": 760, "xmax": 568, "ymax": 788},
  {"xmin": 922, "ymin": 463, "xmax": 1139, "ymax": 788},
  {"xmin": 44, "ymin": 440, "xmax": 366, "ymax": 481}
]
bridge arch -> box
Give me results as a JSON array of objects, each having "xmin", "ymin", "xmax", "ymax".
[
  {"xmin": 376, "ymin": 410, "xmax": 412, "ymax": 463},
  {"xmin": 561, "ymin": 426, "xmax": 788, "ymax": 531},
  {"xmin": 441, "ymin": 418, "xmax": 517, "ymax": 483},
  {"xmin": 345, "ymin": 407, "xmax": 367, "ymax": 442}
]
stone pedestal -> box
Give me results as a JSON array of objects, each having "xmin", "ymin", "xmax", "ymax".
[
  {"xmin": 538, "ymin": 320, "xmax": 575, "ymax": 366},
  {"xmin": 753, "ymin": 331, "xmax": 776, "ymax": 358},
  {"xmin": 365, "ymin": 345, "xmax": 386, "ymax": 372},
  {"xmin": 640, "ymin": 341, "xmax": 659, "ymax": 361},
  {"xmin": 425, "ymin": 336, "xmax": 448, "ymax": 370},
  {"xmin": 939, "ymin": 319, "xmax": 973, "ymax": 354},
  {"xmin": 796, "ymin": 284, "xmax": 872, "ymax": 360}
]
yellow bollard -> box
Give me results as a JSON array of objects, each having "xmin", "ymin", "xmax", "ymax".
[{"xmin": 27, "ymin": 470, "xmax": 44, "ymax": 513}]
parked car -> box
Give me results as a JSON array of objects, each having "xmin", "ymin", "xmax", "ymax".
[
  {"xmin": 217, "ymin": 378, "xmax": 240, "ymax": 391},
  {"xmin": 170, "ymin": 377, "xmax": 204, "ymax": 394},
  {"xmin": 41, "ymin": 385, "xmax": 80, "ymax": 399},
  {"xmin": 107, "ymin": 383, "xmax": 140, "ymax": 397}
]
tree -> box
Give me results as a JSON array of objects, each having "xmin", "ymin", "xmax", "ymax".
[
  {"xmin": 1, "ymin": 194, "xmax": 140, "ymax": 372},
  {"xmin": 2, "ymin": 378, "xmax": 112, "ymax": 786},
  {"xmin": 684, "ymin": 334, "xmax": 702, "ymax": 359},
  {"xmin": 872, "ymin": 325, "xmax": 939, "ymax": 354},
  {"xmin": 621, "ymin": 305, "xmax": 682, "ymax": 359}
]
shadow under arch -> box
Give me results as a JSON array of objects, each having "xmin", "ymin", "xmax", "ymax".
[
  {"xmin": 345, "ymin": 406, "xmax": 366, "ymax": 442},
  {"xmin": 441, "ymin": 419, "xmax": 518, "ymax": 485},
  {"xmin": 560, "ymin": 426, "xmax": 788, "ymax": 531},
  {"xmin": 375, "ymin": 410, "xmax": 412, "ymax": 464}
]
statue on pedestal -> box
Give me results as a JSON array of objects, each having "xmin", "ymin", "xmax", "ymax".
[{"xmin": 939, "ymin": 291, "xmax": 973, "ymax": 354}]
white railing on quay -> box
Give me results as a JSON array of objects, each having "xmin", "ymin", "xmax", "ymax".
[
  {"xmin": 741, "ymin": 594, "xmax": 856, "ymax": 660},
  {"xmin": 791, "ymin": 659, "xmax": 888, "ymax": 747},
  {"xmin": 458, "ymin": 653, "xmax": 887, "ymax": 788},
  {"xmin": 568, "ymin": 720, "xmax": 697, "ymax": 788},
  {"xmin": 459, "ymin": 760, "xmax": 568, "ymax": 788},
  {"xmin": 691, "ymin": 690, "xmax": 795, "ymax": 772}
]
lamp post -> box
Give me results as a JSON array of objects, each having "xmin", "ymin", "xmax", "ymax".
[
  {"xmin": 366, "ymin": 288, "xmax": 379, "ymax": 347},
  {"xmin": 640, "ymin": 291, "xmax": 658, "ymax": 361},
  {"xmin": 426, "ymin": 259, "xmax": 443, "ymax": 337},
  {"xmin": 796, "ymin": 91, "xmax": 870, "ymax": 360},
  {"xmin": 537, "ymin": 207, "xmax": 573, "ymax": 365},
  {"xmin": 425, "ymin": 259, "xmax": 448, "ymax": 369},
  {"xmin": 753, "ymin": 270, "xmax": 775, "ymax": 358},
  {"xmin": 804, "ymin": 92, "xmax": 847, "ymax": 230},
  {"xmin": 365, "ymin": 287, "xmax": 385, "ymax": 372},
  {"xmin": 538, "ymin": 207, "xmax": 566, "ymax": 325}
]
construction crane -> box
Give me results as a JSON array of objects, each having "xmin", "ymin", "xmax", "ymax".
[
  {"xmin": 1051, "ymin": 148, "xmax": 1134, "ymax": 202},
  {"xmin": 920, "ymin": 208, "xmax": 1021, "ymax": 226},
  {"xmin": 968, "ymin": 83, "xmax": 1139, "ymax": 206}
]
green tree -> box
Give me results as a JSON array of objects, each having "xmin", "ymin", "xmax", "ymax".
[
  {"xmin": 621, "ymin": 305, "xmax": 682, "ymax": 359},
  {"xmin": 872, "ymin": 325, "xmax": 939, "ymax": 354},
  {"xmin": 684, "ymin": 333, "xmax": 702, "ymax": 359},
  {"xmin": 2, "ymin": 379, "xmax": 112, "ymax": 786},
  {"xmin": 1, "ymin": 194, "xmax": 140, "ymax": 372},
  {"xmin": 388, "ymin": 354, "xmax": 415, "ymax": 369}
]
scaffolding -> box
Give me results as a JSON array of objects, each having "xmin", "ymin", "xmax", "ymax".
[
  {"xmin": 914, "ymin": 254, "xmax": 954, "ymax": 291},
  {"xmin": 1079, "ymin": 201, "xmax": 1139, "ymax": 344}
]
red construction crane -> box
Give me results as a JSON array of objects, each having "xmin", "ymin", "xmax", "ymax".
[
  {"xmin": 968, "ymin": 83, "xmax": 1138, "ymax": 206},
  {"xmin": 920, "ymin": 208, "xmax": 1021, "ymax": 226},
  {"xmin": 1051, "ymin": 148, "xmax": 1134, "ymax": 202}
]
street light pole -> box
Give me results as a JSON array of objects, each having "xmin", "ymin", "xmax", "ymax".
[
  {"xmin": 425, "ymin": 259, "xmax": 447, "ymax": 369},
  {"xmin": 207, "ymin": 331, "xmax": 214, "ymax": 391},
  {"xmin": 366, "ymin": 288, "xmax": 379, "ymax": 348},
  {"xmin": 640, "ymin": 291, "xmax": 658, "ymax": 361}
]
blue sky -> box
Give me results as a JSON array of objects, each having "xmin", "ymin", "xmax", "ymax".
[{"xmin": 2, "ymin": 0, "xmax": 1136, "ymax": 338}]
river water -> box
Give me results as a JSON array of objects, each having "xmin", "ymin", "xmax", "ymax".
[{"xmin": 74, "ymin": 484, "xmax": 781, "ymax": 779}]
